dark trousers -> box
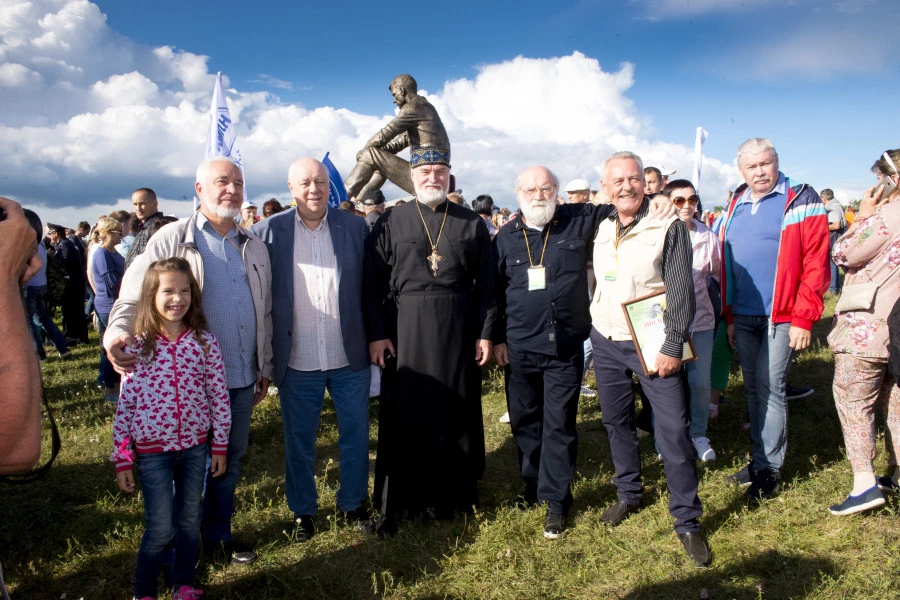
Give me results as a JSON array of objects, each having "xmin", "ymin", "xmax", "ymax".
[
  {"xmin": 507, "ymin": 346, "xmax": 583, "ymax": 515},
  {"xmin": 590, "ymin": 329, "xmax": 702, "ymax": 533}
]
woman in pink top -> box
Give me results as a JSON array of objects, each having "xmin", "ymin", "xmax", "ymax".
[
  {"xmin": 828, "ymin": 149, "xmax": 900, "ymax": 516},
  {"xmin": 666, "ymin": 179, "xmax": 721, "ymax": 463}
]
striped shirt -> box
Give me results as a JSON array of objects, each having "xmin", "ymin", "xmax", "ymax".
[
  {"xmin": 610, "ymin": 199, "xmax": 695, "ymax": 358},
  {"xmin": 289, "ymin": 210, "xmax": 349, "ymax": 372},
  {"xmin": 194, "ymin": 212, "xmax": 258, "ymax": 389}
]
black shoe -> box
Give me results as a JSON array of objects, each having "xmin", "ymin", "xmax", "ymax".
[
  {"xmin": 509, "ymin": 493, "xmax": 539, "ymax": 511},
  {"xmin": 543, "ymin": 512, "xmax": 566, "ymax": 539},
  {"xmin": 599, "ymin": 500, "xmax": 641, "ymax": 526},
  {"xmin": 292, "ymin": 514, "xmax": 316, "ymax": 542},
  {"xmin": 785, "ymin": 385, "xmax": 814, "ymax": 400},
  {"xmin": 746, "ymin": 468, "xmax": 780, "ymax": 502},
  {"xmin": 343, "ymin": 505, "xmax": 375, "ymax": 534},
  {"xmin": 206, "ymin": 540, "xmax": 258, "ymax": 565},
  {"xmin": 677, "ymin": 531, "xmax": 711, "ymax": 568},
  {"xmin": 725, "ymin": 463, "xmax": 754, "ymax": 487}
]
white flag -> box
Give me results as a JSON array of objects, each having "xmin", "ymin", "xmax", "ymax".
[
  {"xmin": 691, "ymin": 127, "xmax": 708, "ymax": 195},
  {"xmin": 206, "ymin": 72, "xmax": 246, "ymax": 199}
]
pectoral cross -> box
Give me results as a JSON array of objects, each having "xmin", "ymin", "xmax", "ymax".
[{"xmin": 428, "ymin": 246, "xmax": 442, "ymax": 276}]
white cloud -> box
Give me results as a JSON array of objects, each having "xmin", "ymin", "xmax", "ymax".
[
  {"xmin": 0, "ymin": 63, "xmax": 43, "ymax": 87},
  {"xmin": 5, "ymin": 0, "xmax": 745, "ymax": 227}
]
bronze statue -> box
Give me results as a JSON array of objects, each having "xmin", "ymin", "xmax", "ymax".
[{"xmin": 344, "ymin": 74, "xmax": 451, "ymax": 199}]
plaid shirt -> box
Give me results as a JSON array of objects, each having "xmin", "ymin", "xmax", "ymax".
[{"xmin": 124, "ymin": 212, "xmax": 164, "ymax": 269}]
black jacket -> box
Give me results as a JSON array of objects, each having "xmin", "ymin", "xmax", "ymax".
[{"xmin": 493, "ymin": 203, "xmax": 612, "ymax": 356}]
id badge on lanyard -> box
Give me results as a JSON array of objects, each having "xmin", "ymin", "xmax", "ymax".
[{"xmin": 528, "ymin": 266, "xmax": 546, "ymax": 291}]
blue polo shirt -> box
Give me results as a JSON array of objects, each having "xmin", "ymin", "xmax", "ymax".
[{"xmin": 725, "ymin": 173, "xmax": 786, "ymax": 316}]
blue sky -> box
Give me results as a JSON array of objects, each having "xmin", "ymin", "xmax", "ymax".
[{"xmin": 4, "ymin": 0, "xmax": 899, "ymax": 225}]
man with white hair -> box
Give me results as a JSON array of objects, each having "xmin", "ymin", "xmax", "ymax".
[
  {"xmin": 365, "ymin": 146, "xmax": 495, "ymax": 536},
  {"xmin": 721, "ymin": 138, "xmax": 829, "ymax": 501},
  {"xmin": 590, "ymin": 150, "xmax": 710, "ymax": 568},
  {"xmin": 105, "ymin": 157, "xmax": 273, "ymax": 565},
  {"xmin": 494, "ymin": 166, "xmax": 614, "ymax": 539},
  {"xmin": 564, "ymin": 178, "xmax": 591, "ymax": 204}
]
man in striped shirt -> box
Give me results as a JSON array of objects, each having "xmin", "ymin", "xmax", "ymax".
[{"xmin": 589, "ymin": 151, "xmax": 709, "ymax": 568}]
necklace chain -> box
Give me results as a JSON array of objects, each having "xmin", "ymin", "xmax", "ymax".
[{"xmin": 415, "ymin": 199, "xmax": 449, "ymax": 276}]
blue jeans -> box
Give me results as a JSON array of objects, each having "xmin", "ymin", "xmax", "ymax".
[
  {"xmin": 829, "ymin": 258, "xmax": 842, "ymax": 294},
  {"xmin": 280, "ymin": 365, "xmax": 370, "ymax": 515},
  {"xmin": 686, "ymin": 329, "xmax": 714, "ymax": 439},
  {"xmin": 134, "ymin": 444, "xmax": 207, "ymax": 598},
  {"xmin": 96, "ymin": 312, "xmax": 120, "ymax": 389},
  {"xmin": 732, "ymin": 315, "xmax": 794, "ymax": 472},
  {"xmin": 23, "ymin": 285, "xmax": 68, "ymax": 359},
  {"xmin": 201, "ymin": 384, "xmax": 254, "ymax": 545}
]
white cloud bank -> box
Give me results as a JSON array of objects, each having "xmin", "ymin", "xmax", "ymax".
[{"xmin": 2, "ymin": 0, "xmax": 743, "ymax": 227}]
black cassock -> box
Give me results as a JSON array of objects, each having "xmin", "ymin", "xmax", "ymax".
[{"xmin": 365, "ymin": 199, "xmax": 496, "ymax": 524}]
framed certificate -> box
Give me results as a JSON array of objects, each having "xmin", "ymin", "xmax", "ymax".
[{"xmin": 621, "ymin": 289, "xmax": 697, "ymax": 376}]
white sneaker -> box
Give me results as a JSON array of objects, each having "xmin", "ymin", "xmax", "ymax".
[
  {"xmin": 498, "ymin": 411, "xmax": 510, "ymax": 423},
  {"xmin": 580, "ymin": 385, "xmax": 597, "ymax": 398},
  {"xmin": 692, "ymin": 437, "xmax": 716, "ymax": 462}
]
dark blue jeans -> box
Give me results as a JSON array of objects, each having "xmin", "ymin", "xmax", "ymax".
[
  {"xmin": 201, "ymin": 384, "xmax": 254, "ymax": 545},
  {"xmin": 134, "ymin": 443, "xmax": 207, "ymax": 598},
  {"xmin": 23, "ymin": 285, "xmax": 68, "ymax": 359},
  {"xmin": 280, "ymin": 365, "xmax": 370, "ymax": 515},
  {"xmin": 96, "ymin": 312, "xmax": 120, "ymax": 389}
]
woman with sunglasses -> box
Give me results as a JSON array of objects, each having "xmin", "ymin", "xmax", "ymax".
[
  {"xmin": 827, "ymin": 149, "xmax": 900, "ymax": 515},
  {"xmin": 91, "ymin": 216, "xmax": 126, "ymax": 404},
  {"xmin": 664, "ymin": 179, "xmax": 721, "ymax": 462}
]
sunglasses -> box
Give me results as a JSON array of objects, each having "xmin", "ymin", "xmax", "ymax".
[{"xmin": 672, "ymin": 195, "xmax": 700, "ymax": 208}]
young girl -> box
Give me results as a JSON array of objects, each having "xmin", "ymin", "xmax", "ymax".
[{"xmin": 111, "ymin": 257, "xmax": 231, "ymax": 600}]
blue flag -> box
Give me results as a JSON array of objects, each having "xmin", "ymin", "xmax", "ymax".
[{"xmin": 323, "ymin": 152, "xmax": 348, "ymax": 209}]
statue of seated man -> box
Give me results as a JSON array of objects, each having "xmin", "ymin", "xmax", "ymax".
[{"xmin": 344, "ymin": 74, "xmax": 451, "ymax": 200}]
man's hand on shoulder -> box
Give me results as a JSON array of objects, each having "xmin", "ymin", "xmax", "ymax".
[{"xmin": 108, "ymin": 334, "xmax": 139, "ymax": 374}]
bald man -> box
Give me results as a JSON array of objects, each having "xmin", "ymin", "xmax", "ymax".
[{"xmin": 252, "ymin": 158, "xmax": 372, "ymax": 542}]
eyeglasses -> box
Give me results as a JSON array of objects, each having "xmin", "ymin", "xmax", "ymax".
[
  {"xmin": 672, "ymin": 195, "xmax": 700, "ymax": 208},
  {"xmin": 517, "ymin": 185, "xmax": 556, "ymax": 198}
]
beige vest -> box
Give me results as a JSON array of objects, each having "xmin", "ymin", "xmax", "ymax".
[{"xmin": 590, "ymin": 213, "xmax": 678, "ymax": 340}]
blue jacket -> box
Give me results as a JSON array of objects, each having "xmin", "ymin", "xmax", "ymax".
[{"xmin": 252, "ymin": 207, "xmax": 370, "ymax": 386}]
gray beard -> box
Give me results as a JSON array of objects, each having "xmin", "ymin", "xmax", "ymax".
[
  {"xmin": 520, "ymin": 201, "xmax": 556, "ymax": 228},
  {"xmin": 204, "ymin": 201, "xmax": 240, "ymax": 220},
  {"xmin": 416, "ymin": 187, "xmax": 446, "ymax": 207}
]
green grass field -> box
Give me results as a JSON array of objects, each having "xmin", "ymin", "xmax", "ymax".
[{"xmin": 3, "ymin": 297, "xmax": 900, "ymax": 599}]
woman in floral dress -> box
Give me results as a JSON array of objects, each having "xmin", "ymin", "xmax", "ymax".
[{"xmin": 828, "ymin": 149, "xmax": 900, "ymax": 515}]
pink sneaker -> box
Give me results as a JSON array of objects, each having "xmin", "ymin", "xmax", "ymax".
[{"xmin": 172, "ymin": 586, "xmax": 204, "ymax": 600}]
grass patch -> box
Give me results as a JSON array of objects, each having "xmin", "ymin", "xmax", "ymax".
[{"xmin": 3, "ymin": 297, "xmax": 900, "ymax": 598}]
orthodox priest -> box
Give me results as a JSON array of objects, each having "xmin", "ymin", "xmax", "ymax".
[{"xmin": 365, "ymin": 146, "xmax": 495, "ymax": 536}]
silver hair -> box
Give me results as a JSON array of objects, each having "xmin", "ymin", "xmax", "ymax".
[
  {"xmin": 600, "ymin": 151, "xmax": 644, "ymax": 181},
  {"xmin": 736, "ymin": 138, "xmax": 777, "ymax": 167},
  {"xmin": 513, "ymin": 167, "xmax": 559, "ymax": 191},
  {"xmin": 196, "ymin": 156, "xmax": 242, "ymax": 183}
]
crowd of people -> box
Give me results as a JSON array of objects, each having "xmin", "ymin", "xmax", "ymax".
[{"xmin": 5, "ymin": 139, "xmax": 900, "ymax": 599}]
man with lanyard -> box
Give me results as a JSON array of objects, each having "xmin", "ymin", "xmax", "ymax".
[
  {"xmin": 106, "ymin": 157, "xmax": 273, "ymax": 565},
  {"xmin": 365, "ymin": 146, "xmax": 495, "ymax": 536},
  {"xmin": 589, "ymin": 151, "xmax": 710, "ymax": 568}
]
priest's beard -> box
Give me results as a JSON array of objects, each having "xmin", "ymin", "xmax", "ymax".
[
  {"xmin": 519, "ymin": 199, "xmax": 556, "ymax": 228},
  {"xmin": 414, "ymin": 181, "xmax": 449, "ymax": 208},
  {"xmin": 203, "ymin": 199, "xmax": 240, "ymax": 220}
]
